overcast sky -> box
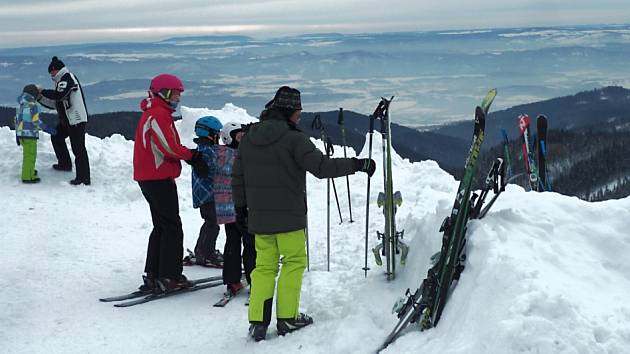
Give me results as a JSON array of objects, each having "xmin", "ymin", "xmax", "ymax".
[{"xmin": 1, "ymin": 0, "xmax": 630, "ymax": 48}]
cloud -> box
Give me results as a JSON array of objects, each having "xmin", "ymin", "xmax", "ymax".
[{"xmin": 1, "ymin": 0, "xmax": 629, "ymax": 47}]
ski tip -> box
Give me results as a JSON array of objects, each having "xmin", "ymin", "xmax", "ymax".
[{"xmin": 480, "ymin": 88, "xmax": 498, "ymax": 114}]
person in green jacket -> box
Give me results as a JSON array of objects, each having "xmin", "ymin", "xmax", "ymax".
[{"xmin": 232, "ymin": 86, "xmax": 376, "ymax": 341}]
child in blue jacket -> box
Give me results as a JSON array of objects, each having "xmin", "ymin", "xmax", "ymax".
[
  {"xmin": 189, "ymin": 116, "xmax": 224, "ymax": 267},
  {"xmin": 15, "ymin": 84, "xmax": 55, "ymax": 183}
]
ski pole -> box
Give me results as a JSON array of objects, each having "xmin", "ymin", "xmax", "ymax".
[
  {"xmin": 327, "ymin": 169, "xmax": 331, "ymax": 272},
  {"xmin": 338, "ymin": 108, "xmax": 354, "ymax": 223},
  {"xmin": 312, "ymin": 115, "xmax": 343, "ymax": 223},
  {"xmin": 363, "ymin": 100, "xmax": 386, "ymax": 277},
  {"xmin": 312, "ymin": 114, "xmax": 334, "ymax": 271},
  {"xmin": 363, "ymin": 113, "xmax": 375, "ymax": 277},
  {"xmin": 326, "ymin": 136, "xmax": 343, "ymax": 224},
  {"xmin": 305, "ymin": 196, "xmax": 310, "ymax": 272}
]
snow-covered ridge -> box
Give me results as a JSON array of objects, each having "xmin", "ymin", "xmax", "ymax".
[{"xmin": 1, "ymin": 103, "xmax": 629, "ymax": 353}]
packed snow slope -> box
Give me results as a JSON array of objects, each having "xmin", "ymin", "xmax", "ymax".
[{"xmin": 1, "ymin": 103, "xmax": 630, "ymax": 354}]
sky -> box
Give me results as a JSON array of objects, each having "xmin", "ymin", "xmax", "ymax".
[{"xmin": 1, "ymin": 0, "xmax": 630, "ymax": 48}]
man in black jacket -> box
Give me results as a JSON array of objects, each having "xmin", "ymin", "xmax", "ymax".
[
  {"xmin": 232, "ymin": 86, "xmax": 376, "ymax": 341},
  {"xmin": 38, "ymin": 56, "xmax": 91, "ymax": 185}
]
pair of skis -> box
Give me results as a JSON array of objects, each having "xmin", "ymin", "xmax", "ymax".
[
  {"xmin": 517, "ymin": 114, "xmax": 550, "ymax": 192},
  {"xmin": 99, "ymin": 276, "xmax": 224, "ymax": 307},
  {"xmin": 365, "ymin": 97, "xmax": 409, "ymax": 281},
  {"xmin": 101, "ymin": 277, "xmax": 248, "ymax": 308},
  {"xmin": 379, "ymin": 88, "xmax": 497, "ymax": 352}
]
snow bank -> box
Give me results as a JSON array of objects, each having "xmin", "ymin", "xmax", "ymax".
[{"xmin": 1, "ymin": 103, "xmax": 629, "ymax": 354}]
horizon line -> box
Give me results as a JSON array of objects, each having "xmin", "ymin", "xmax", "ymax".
[{"xmin": 2, "ymin": 21, "xmax": 629, "ymax": 50}]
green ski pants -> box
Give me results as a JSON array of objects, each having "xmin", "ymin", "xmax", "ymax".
[
  {"xmin": 20, "ymin": 138, "xmax": 37, "ymax": 181},
  {"xmin": 248, "ymin": 229, "xmax": 307, "ymax": 324}
]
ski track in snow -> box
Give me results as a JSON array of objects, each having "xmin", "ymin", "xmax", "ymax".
[{"xmin": 1, "ymin": 104, "xmax": 630, "ymax": 353}]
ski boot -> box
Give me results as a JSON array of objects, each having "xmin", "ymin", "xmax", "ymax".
[
  {"xmin": 277, "ymin": 313, "xmax": 313, "ymax": 336},
  {"xmin": 228, "ymin": 282, "xmax": 244, "ymax": 296},
  {"xmin": 156, "ymin": 274, "xmax": 192, "ymax": 292},
  {"xmin": 249, "ymin": 322, "xmax": 268, "ymax": 342},
  {"xmin": 138, "ymin": 273, "xmax": 156, "ymax": 292}
]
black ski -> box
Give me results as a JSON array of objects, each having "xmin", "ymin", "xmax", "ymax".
[
  {"xmin": 99, "ymin": 275, "xmax": 222, "ymax": 302},
  {"xmin": 378, "ymin": 283, "xmax": 426, "ymax": 352},
  {"xmin": 422, "ymin": 90, "xmax": 495, "ymax": 329},
  {"xmin": 379, "ymin": 89, "xmax": 496, "ymax": 352},
  {"xmin": 536, "ymin": 115, "xmax": 550, "ymax": 191},
  {"xmin": 500, "ymin": 128, "xmax": 513, "ymax": 179},
  {"xmin": 113, "ymin": 280, "xmax": 224, "ymax": 308}
]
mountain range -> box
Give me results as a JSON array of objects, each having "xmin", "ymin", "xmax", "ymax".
[
  {"xmin": 2, "ymin": 86, "xmax": 629, "ymax": 201},
  {"xmin": 2, "ymin": 25, "xmax": 630, "ymax": 127}
]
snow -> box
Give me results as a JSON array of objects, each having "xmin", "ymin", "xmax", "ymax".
[
  {"xmin": 2, "ymin": 103, "xmax": 630, "ymax": 353},
  {"xmin": 99, "ymin": 91, "xmax": 150, "ymax": 101}
]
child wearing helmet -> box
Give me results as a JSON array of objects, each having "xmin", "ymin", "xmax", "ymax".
[
  {"xmin": 217, "ymin": 122, "xmax": 256, "ymax": 297},
  {"xmin": 189, "ymin": 115, "xmax": 225, "ymax": 268}
]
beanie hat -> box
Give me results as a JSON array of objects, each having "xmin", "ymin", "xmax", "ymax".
[
  {"xmin": 265, "ymin": 86, "xmax": 302, "ymax": 110},
  {"xmin": 48, "ymin": 56, "xmax": 65, "ymax": 73},
  {"xmin": 22, "ymin": 84, "xmax": 39, "ymax": 98}
]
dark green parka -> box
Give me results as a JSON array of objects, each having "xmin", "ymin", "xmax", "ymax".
[{"xmin": 232, "ymin": 108, "xmax": 357, "ymax": 234}]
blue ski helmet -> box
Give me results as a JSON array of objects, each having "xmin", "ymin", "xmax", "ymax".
[{"xmin": 195, "ymin": 116, "xmax": 223, "ymax": 137}]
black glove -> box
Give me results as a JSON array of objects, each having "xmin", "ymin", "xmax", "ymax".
[
  {"xmin": 353, "ymin": 158, "xmax": 376, "ymax": 177},
  {"xmin": 186, "ymin": 149, "xmax": 209, "ymax": 178},
  {"xmin": 16, "ymin": 136, "xmax": 20, "ymax": 146},
  {"xmin": 235, "ymin": 206, "xmax": 249, "ymax": 234}
]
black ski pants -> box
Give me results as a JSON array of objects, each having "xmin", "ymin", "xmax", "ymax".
[
  {"xmin": 194, "ymin": 201, "xmax": 220, "ymax": 260},
  {"xmin": 138, "ymin": 179, "xmax": 184, "ymax": 279},
  {"xmin": 223, "ymin": 222, "xmax": 256, "ymax": 285},
  {"xmin": 51, "ymin": 120, "xmax": 90, "ymax": 182}
]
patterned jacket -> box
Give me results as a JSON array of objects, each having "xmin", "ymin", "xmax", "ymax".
[
  {"xmin": 15, "ymin": 93, "xmax": 43, "ymax": 139},
  {"xmin": 213, "ymin": 145, "xmax": 237, "ymax": 224},
  {"xmin": 192, "ymin": 140, "xmax": 217, "ymax": 209},
  {"xmin": 38, "ymin": 67, "xmax": 89, "ymax": 126},
  {"xmin": 192, "ymin": 141, "xmax": 237, "ymax": 224}
]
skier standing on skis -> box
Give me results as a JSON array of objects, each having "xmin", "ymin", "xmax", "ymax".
[
  {"xmin": 133, "ymin": 74, "xmax": 208, "ymax": 292},
  {"xmin": 232, "ymin": 86, "xmax": 376, "ymax": 341},
  {"xmin": 189, "ymin": 116, "xmax": 225, "ymax": 268},
  {"xmin": 218, "ymin": 121, "xmax": 256, "ymax": 297}
]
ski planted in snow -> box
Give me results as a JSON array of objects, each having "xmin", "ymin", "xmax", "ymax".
[
  {"xmin": 420, "ymin": 89, "xmax": 495, "ymax": 329},
  {"xmin": 379, "ymin": 88, "xmax": 497, "ymax": 351},
  {"xmin": 99, "ymin": 276, "xmax": 223, "ymax": 303},
  {"xmin": 536, "ymin": 114, "xmax": 550, "ymax": 191},
  {"xmin": 517, "ymin": 114, "xmax": 540, "ymax": 191},
  {"xmin": 371, "ymin": 96, "xmax": 409, "ymax": 281},
  {"xmin": 500, "ymin": 128, "xmax": 513, "ymax": 179}
]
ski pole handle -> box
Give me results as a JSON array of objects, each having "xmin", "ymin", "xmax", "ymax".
[
  {"xmin": 311, "ymin": 114, "xmax": 322, "ymax": 131},
  {"xmin": 325, "ymin": 136, "xmax": 334, "ymax": 156}
]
